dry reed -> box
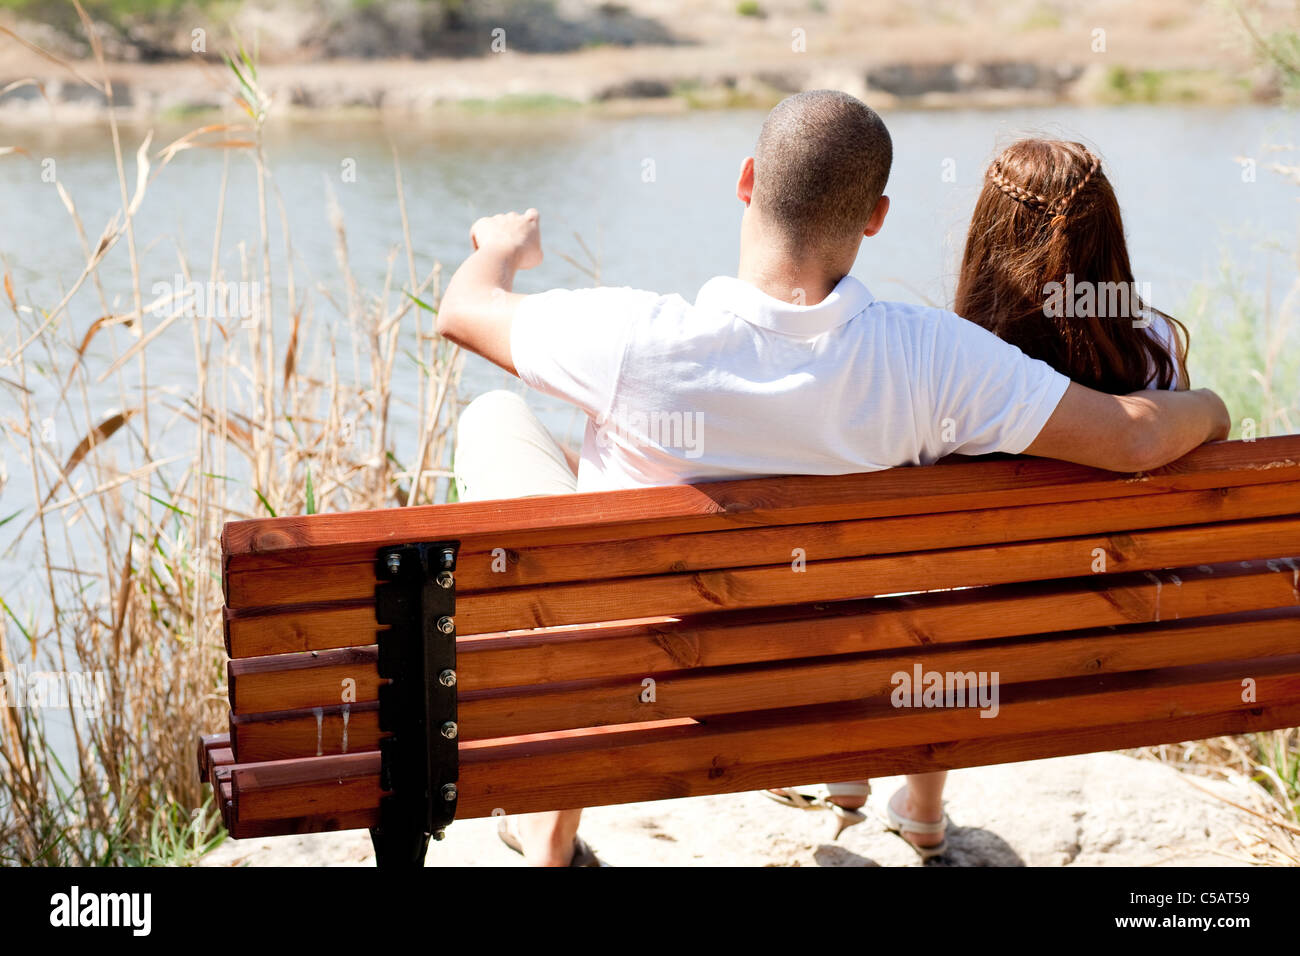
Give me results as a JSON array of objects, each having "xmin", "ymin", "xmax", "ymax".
[{"xmin": 0, "ymin": 11, "xmax": 459, "ymax": 864}]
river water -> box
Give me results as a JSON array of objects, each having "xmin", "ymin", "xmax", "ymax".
[{"xmin": 1, "ymin": 102, "xmax": 1297, "ymax": 612}]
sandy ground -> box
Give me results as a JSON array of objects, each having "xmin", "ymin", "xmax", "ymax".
[{"xmin": 199, "ymin": 752, "xmax": 1283, "ymax": 867}]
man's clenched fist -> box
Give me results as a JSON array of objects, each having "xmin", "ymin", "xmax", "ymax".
[{"xmin": 470, "ymin": 208, "xmax": 543, "ymax": 270}]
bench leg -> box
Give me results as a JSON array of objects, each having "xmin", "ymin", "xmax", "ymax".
[
  {"xmin": 371, "ymin": 541, "xmax": 460, "ymax": 870},
  {"xmin": 369, "ymin": 823, "xmax": 431, "ymax": 869}
]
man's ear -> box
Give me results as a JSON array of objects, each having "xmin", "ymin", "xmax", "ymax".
[
  {"xmin": 736, "ymin": 157, "xmax": 755, "ymax": 205},
  {"xmin": 863, "ymin": 194, "xmax": 890, "ymax": 237}
]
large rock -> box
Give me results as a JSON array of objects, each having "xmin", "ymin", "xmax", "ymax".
[{"xmin": 200, "ymin": 751, "xmax": 1274, "ymax": 867}]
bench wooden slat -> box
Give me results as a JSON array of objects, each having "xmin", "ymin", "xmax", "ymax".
[
  {"xmin": 228, "ymin": 809, "xmax": 380, "ymax": 840},
  {"xmin": 215, "ymin": 754, "xmax": 375, "ymax": 839},
  {"xmin": 230, "ymin": 701, "xmax": 381, "ymax": 763},
  {"xmin": 225, "ymin": 602, "xmax": 374, "ymax": 659},
  {"xmin": 228, "ymin": 655, "xmax": 1300, "ymax": 825},
  {"xmin": 213, "ymin": 766, "xmax": 234, "ymax": 831},
  {"xmin": 222, "ymin": 514, "xmax": 1300, "ymax": 646},
  {"xmin": 208, "ymin": 747, "xmax": 234, "ymax": 773},
  {"xmin": 229, "ymin": 646, "xmax": 380, "ymax": 714},
  {"xmin": 221, "ymin": 479, "xmax": 1300, "ymax": 608},
  {"xmin": 221, "ymin": 436, "xmax": 1300, "ymax": 578},
  {"xmin": 196, "ymin": 732, "xmax": 230, "ymax": 781},
  {"xmin": 232, "ymin": 752, "xmax": 381, "ymax": 828},
  {"xmin": 452, "ymin": 515, "xmax": 1300, "ymax": 633}
]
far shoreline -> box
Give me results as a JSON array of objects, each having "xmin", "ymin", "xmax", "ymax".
[{"xmin": 0, "ymin": 48, "xmax": 1287, "ymax": 128}]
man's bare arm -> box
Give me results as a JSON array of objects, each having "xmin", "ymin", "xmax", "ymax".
[
  {"xmin": 1024, "ymin": 382, "xmax": 1230, "ymax": 473},
  {"xmin": 436, "ymin": 209, "xmax": 543, "ymax": 375}
]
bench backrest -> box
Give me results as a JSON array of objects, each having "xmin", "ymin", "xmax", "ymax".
[{"xmin": 205, "ymin": 437, "xmax": 1300, "ymax": 838}]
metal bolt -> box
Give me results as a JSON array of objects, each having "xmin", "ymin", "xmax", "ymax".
[
  {"xmin": 436, "ymin": 615, "xmax": 455, "ymax": 635},
  {"xmin": 385, "ymin": 553, "xmax": 401, "ymax": 575},
  {"xmin": 440, "ymin": 720, "xmax": 458, "ymax": 739},
  {"xmin": 440, "ymin": 547, "xmax": 456, "ymax": 571},
  {"xmin": 436, "ymin": 570, "xmax": 454, "ymax": 589},
  {"xmin": 432, "ymin": 828, "xmax": 446, "ymax": 842},
  {"xmin": 438, "ymin": 668, "xmax": 457, "ymax": 687},
  {"xmin": 441, "ymin": 783, "xmax": 458, "ymax": 802}
]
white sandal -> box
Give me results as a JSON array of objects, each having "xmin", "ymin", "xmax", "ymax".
[
  {"xmin": 883, "ymin": 785, "xmax": 950, "ymax": 861},
  {"xmin": 764, "ymin": 781, "xmax": 871, "ymax": 839}
]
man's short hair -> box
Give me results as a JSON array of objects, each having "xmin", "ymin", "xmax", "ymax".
[{"xmin": 752, "ymin": 90, "xmax": 892, "ymax": 252}]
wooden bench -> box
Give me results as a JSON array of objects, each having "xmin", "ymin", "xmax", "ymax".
[{"xmin": 198, "ymin": 436, "xmax": 1300, "ymax": 866}]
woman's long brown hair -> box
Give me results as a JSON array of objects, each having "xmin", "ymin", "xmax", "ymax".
[{"xmin": 954, "ymin": 139, "xmax": 1188, "ymax": 393}]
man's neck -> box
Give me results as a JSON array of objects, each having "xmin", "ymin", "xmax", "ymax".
[{"xmin": 736, "ymin": 245, "xmax": 849, "ymax": 307}]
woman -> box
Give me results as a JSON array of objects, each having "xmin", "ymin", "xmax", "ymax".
[
  {"xmin": 767, "ymin": 140, "xmax": 1191, "ymax": 862},
  {"xmin": 955, "ymin": 138, "xmax": 1188, "ymax": 392}
]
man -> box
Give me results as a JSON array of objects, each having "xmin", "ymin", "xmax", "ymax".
[{"xmin": 438, "ymin": 91, "xmax": 1230, "ymax": 865}]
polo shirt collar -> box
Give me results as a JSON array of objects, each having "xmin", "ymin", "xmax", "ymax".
[{"xmin": 694, "ymin": 273, "xmax": 873, "ymax": 335}]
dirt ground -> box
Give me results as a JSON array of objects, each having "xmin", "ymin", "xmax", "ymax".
[{"xmin": 199, "ymin": 752, "xmax": 1289, "ymax": 867}]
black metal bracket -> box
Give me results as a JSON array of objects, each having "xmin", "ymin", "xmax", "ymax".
[{"xmin": 369, "ymin": 540, "xmax": 459, "ymax": 869}]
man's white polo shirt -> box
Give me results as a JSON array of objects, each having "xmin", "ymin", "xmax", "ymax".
[{"xmin": 510, "ymin": 274, "xmax": 1070, "ymax": 492}]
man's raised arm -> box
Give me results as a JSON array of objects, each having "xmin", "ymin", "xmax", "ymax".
[
  {"xmin": 436, "ymin": 208, "xmax": 544, "ymax": 375},
  {"xmin": 1024, "ymin": 382, "xmax": 1231, "ymax": 473}
]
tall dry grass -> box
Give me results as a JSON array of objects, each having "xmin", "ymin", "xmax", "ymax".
[{"xmin": 0, "ymin": 11, "xmax": 459, "ymax": 864}]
